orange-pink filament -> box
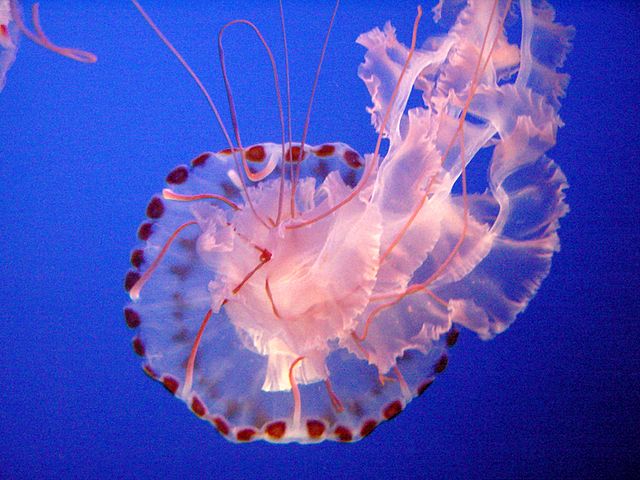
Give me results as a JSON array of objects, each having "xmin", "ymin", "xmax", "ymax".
[
  {"xmin": 264, "ymin": 278, "xmax": 281, "ymax": 319},
  {"xmin": 129, "ymin": 220, "xmax": 198, "ymax": 300},
  {"xmin": 289, "ymin": 356, "xmax": 305, "ymax": 427},
  {"xmin": 183, "ymin": 309, "xmax": 213, "ymax": 396},
  {"xmin": 231, "ymin": 249, "xmax": 272, "ymax": 295},
  {"xmin": 324, "ymin": 378, "xmax": 344, "ymax": 413},
  {"xmin": 393, "ymin": 366, "xmax": 411, "ymax": 398},
  {"xmin": 162, "ymin": 188, "xmax": 240, "ymax": 210}
]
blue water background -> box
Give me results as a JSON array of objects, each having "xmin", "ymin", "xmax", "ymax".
[{"xmin": 0, "ymin": 1, "xmax": 638, "ymax": 478}]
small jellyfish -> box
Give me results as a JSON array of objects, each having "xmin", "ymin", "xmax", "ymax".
[
  {"xmin": 0, "ymin": 0, "xmax": 95, "ymax": 91},
  {"xmin": 124, "ymin": 0, "xmax": 572, "ymax": 443}
]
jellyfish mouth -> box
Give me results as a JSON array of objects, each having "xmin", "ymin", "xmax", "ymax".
[{"xmin": 195, "ymin": 172, "xmax": 383, "ymax": 392}]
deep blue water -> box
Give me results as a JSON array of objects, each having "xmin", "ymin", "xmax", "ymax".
[{"xmin": 1, "ymin": 1, "xmax": 638, "ymax": 478}]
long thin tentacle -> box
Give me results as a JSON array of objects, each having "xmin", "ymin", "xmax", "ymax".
[
  {"xmin": 276, "ymin": 0, "xmax": 294, "ymax": 225},
  {"xmin": 217, "ymin": 20, "xmax": 287, "ymax": 184},
  {"xmin": 289, "ymin": 0, "xmax": 341, "ymax": 219},
  {"xmin": 131, "ymin": 0, "xmax": 269, "ymax": 228}
]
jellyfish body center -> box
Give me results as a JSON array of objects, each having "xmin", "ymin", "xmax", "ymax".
[{"xmin": 195, "ymin": 171, "xmax": 382, "ymax": 392}]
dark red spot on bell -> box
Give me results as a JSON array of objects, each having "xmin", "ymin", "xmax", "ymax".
[
  {"xmin": 446, "ymin": 328, "xmax": 459, "ymax": 347},
  {"xmin": 0, "ymin": 25, "xmax": 8, "ymax": 38},
  {"xmin": 124, "ymin": 270, "xmax": 140, "ymax": 292},
  {"xmin": 313, "ymin": 160, "xmax": 330, "ymax": 178},
  {"xmin": 343, "ymin": 150, "xmax": 363, "ymax": 168},
  {"xmin": 172, "ymin": 292, "xmax": 185, "ymax": 303},
  {"xmin": 178, "ymin": 237, "xmax": 196, "ymax": 251},
  {"xmin": 124, "ymin": 307, "xmax": 141, "ymax": 328},
  {"xmin": 417, "ymin": 379, "xmax": 434, "ymax": 396},
  {"xmin": 162, "ymin": 376, "xmax": 179, "ymax": 395},
  {"xmin": 132, "ymin": 337, "xmax": 145, "ymax": 356},
  {"xmin": 314, "ymin": 144, "xmax": 335, "ymax": 157},
  {"xmin": 221, "ymin": 181, "xmax": 238, "ymax": 197},
  {"xmin": 245, "ymin": 145, "xmax": 266, "ymax": 163},
  {"xmin": 137, "ymin": 222, "xmax": 154, "ymax": 241},
  {"xmin": 334, "ymin": 426, "xmax": 353, "ymax": 442},
  {"xmin": 172, "ymin": 328, "xmax": 189, "ymax": 343},
  {"xmin": 212, "ymin": 417, "xmax": 230, "ymax": 436},
  {"xmin": 285, "ymin": 146, "xmax": 305, "ymax": 162},
  {"xmin": 360, "ymin": 420, "xmax": 377, "ymax": 438},
  {"xmin": 306, "ymin": 420, "xmax": 325, "ymax": 438},
  {"xmin": 191, "ymin": 152, "xmax": 212, "ymax": 167},
  {"xmin": 349, "ymin": 401, "xmax": 365, "ymax": 418},
  {"xmin": 236, "ymin": 428, "xmax": 256, "ymax": 442},
  {"xmin": 265, "ymin": 421, "xmax": 286, "ymax": 439},
  {"xmin": 130, "ymin": 249, "xmax": 144, "ymax": 269},
  {"xmin": 170, "ymin": 264, "xmax": 191, "ymax": 280},
  {"xmin": 146, "ymin": 196, "xmax": 165, "ymax": 219},
  {"xmin": 383, "ymin": 400, "xmax": 403, "ymax": 420},
  {"xmin": 166, "ymin": 165, "xmax": 189, "ymax": 184},
  {"xmin": 343, "ymin": 169, "xmax": 357, "ymax": 188},
  {"xmin": 434, "ymin": 354, "xmax": 448, "ymax": 374},
  {"xmin": 191, "ymin": 396, "xmax": 206, "ymax": 417},
  {"xmin": 142, "ymin": 364, "xmax": 157, "ymax": 379}
]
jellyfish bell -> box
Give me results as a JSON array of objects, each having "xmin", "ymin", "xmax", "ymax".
[
  {"xmin": 0, "ymin": 0, "xmax": 96, "ymax": 92},
  {"xmin": 124, "ymin": 0, "xmax": 572, "ymax": 443}
]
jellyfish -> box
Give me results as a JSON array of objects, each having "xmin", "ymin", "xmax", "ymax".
[
  {"xmin": 124, "ymin": 0, "xmax": 573, "ymax": 443},
  {"xmin": 0, "ymin": 0, "xmax": 95, "ymax": 92}
]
